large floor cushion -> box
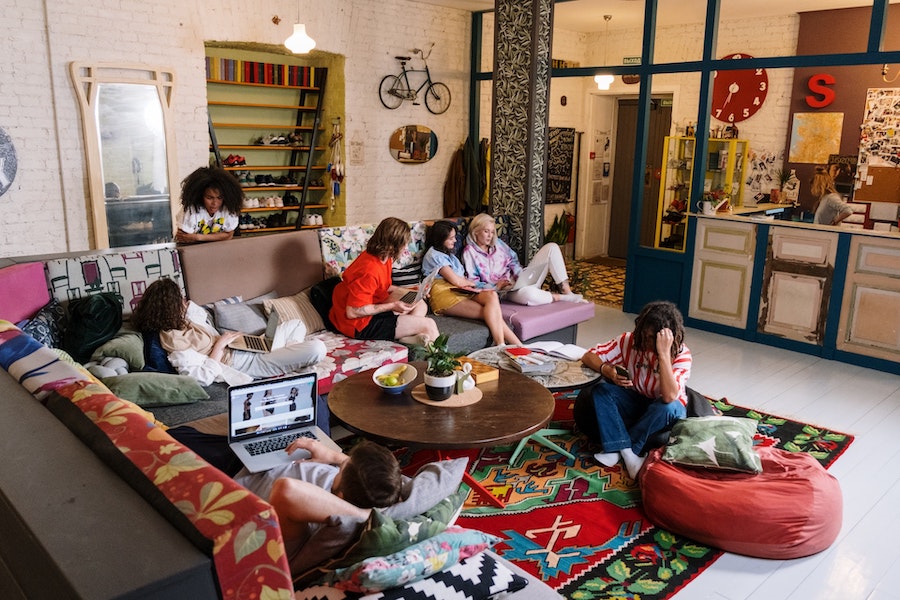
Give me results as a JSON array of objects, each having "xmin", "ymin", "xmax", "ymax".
[
  {"xmin": 500, "ymin": 300, "xmax": 595, "ymax": 341},
  {"xmin": 639, "ymin": 445, "xmax": 842, "ymax": 559}
]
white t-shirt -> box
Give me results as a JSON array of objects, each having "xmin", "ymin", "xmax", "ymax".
[{"xmin": 179, "ymin": 206, "xmax": 238, "ymax": 234}]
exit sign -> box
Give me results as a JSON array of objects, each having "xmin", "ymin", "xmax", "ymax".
[{"xmin": 623, "ymin": 57, "xmax": 641, "ymax": 65}]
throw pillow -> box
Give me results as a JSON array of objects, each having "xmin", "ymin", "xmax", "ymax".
[
  {"xmin": 63, "ymin": 292, "xmax": 124, "ymax": 363},
  {"xmin": 294, "ymin": 489, "xmax": 467, "ymax": 588},
  {"xmin": 101, "ymin": 372, "xmax": 209, "ymax": 407},
  {"xmin": 214, "ymin": 300, "xmax": 268, "ymax": 334},
  {"xmin": 662, "ymin": 415, "xmax": 763, "ymax": 473},
  {"xmin": 90, "ymin": 329, "xmax": 145, "ymax": 371},
  {"xmin": 322, "ymin": 526, "xmax": 500, "ymax": 593},
  {"xmin": 21, "ymin": 298, "xmax": 68, "ymax": 348},
  {"xmin": 290, "ymin": 459, "xmax": 466, "ymax": 579},
  {"xmin": 142, "ymin": 331, "xmax": 176, "ymax": 374},
  {"xmin": 295, "ymin": 551, "xmax": 528, "ymax": 600},
  {"xmin": 263, "ymin": 289, "xmax": 326, "ymax": 333}
]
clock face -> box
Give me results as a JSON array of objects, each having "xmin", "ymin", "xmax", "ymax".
[{"xmin": 711, "ymin": 53, "xmax": 768, "ymax": 123}]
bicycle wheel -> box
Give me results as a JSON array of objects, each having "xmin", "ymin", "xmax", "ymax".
[
  {"xmin": 424, "ymin": 82, "xmax": 451, "ymax": 114},
  {"xmin": 379, "ymin": 75, "xmax": 404, "ymax": 110}
]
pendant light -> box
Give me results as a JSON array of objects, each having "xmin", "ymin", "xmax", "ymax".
[
  {"xmin": 594, "ymin": 15, "xmax": 614, "ymax": 90},
  {"xmin": 285, "ymin": 2, "xmax": 315, "ymax": 54}
]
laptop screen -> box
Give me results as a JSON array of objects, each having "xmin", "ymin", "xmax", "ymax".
[{"xmin": 228, "ymin": 373, "xmax": 317, "ymax": 441}]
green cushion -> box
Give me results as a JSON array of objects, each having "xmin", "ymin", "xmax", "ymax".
[
  {"xmin": 90, "ymin": 329, "xmax": 145, "ymax": 371},
  {"xmin": 662, "ymin": 416, "xmax": 762, "ymax": 473},
  {"xmin": 101, "ymin": 373, "xmax": 209, "ymax": 407}
]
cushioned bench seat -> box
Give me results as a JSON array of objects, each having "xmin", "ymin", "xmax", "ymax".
[{"xmin": 500, "ymin": 299, "xmax": 596, "ymax": 342}]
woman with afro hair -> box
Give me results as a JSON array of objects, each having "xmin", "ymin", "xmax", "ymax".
[{"xmin": 175, "ymin": 166, "xmax": 243, "ymax": 244}]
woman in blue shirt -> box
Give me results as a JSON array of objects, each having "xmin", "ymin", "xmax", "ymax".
[{"xmin": 421, "ymin": 220, "xmax": 521, "ymax": 347}]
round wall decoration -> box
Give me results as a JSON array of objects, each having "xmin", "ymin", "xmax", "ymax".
[
  {"xmin": 711, "ymin": 53, "xmax": 768, "ymax": 123},
  {"xmin": 0, "ymin": 127, "xmax": 17, "ymax": 197}
]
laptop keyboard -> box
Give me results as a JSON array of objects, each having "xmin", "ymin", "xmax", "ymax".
[
  {"xmin": 245, "ymin": 430, "xmax": 316, "ymax": 456},
  {"xmin": 399, "ymin": 289, "xmax": 417, "ymax": 303},
  {"xmin": 243, "ymin": 335, "xmax": 268, "ymax": 352}
]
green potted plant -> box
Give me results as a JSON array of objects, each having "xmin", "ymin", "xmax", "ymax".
[{"xmin": 422, "ymin": 333, "xmax": 462, "ymax": 401}]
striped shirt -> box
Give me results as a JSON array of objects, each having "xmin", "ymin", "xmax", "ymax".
[{"xmin": 587, "ymin": 331, "xmax": 692, "ymax": 406}]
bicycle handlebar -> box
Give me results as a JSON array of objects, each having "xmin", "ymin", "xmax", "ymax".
[{"xmin": 408, "ymin": 42, "xmax": 435, "ymax": 60}]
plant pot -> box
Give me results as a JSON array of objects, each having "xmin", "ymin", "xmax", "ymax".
[{"xmin": 424, "ymin": 372, "xmax": 456, "ymax": 401}]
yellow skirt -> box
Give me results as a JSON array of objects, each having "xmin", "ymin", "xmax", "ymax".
[{"xmin": 428, "ymin": 279, "xmax": 470, "ymax": 314}]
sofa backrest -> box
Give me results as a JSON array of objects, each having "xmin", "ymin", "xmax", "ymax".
[
  {"xmin": 43, "ymin": 245, "xmax": 184, "ymax": 319},
  {"xmin": 180, "ymin": 230, "xmax": 324, "ymax": 305}
]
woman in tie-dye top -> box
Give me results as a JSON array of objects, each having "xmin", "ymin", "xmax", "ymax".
[{"xmin": 574, "ymin": 301, "xmax": 692, "ymax": 480}]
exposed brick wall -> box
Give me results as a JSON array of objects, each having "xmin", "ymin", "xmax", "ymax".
[{"xmin": 0, "ymin": 0, "xmax": 470, "ymax": 257}]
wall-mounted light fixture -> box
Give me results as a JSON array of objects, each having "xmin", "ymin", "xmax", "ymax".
[
  {"xmin": 284, "ymin": 2, "xmax": 315, "ymax": 54},
  {"xmin": 595, "ymin": 15, "xmax": 614, "ymax": 90},
  {"xmin": 882, "ymin": 64, "xmax": 900, "ymax": 84}
]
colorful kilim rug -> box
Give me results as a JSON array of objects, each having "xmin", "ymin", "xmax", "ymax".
[{"xmin": 392, "ymin": 390, "xmax": 853, "ymax": 599}]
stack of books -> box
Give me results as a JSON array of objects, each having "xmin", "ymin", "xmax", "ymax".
[{"xmin": 502, "ymin": 348, "xmax": 555, "ymax": 375}]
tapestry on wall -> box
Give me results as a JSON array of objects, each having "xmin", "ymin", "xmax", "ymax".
[{"xmin": 547, "ymin": 127, "xmax": 575, "ymax": 204}]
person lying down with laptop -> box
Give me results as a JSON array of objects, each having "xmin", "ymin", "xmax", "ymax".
[{"xmin": 130, "ymin": 278, "xmax": 326, "ymax": 385}]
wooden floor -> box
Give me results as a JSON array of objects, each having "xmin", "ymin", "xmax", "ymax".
[{"xmin": 577, "ymin": 304, "xmax": 900, "ymax": 600}]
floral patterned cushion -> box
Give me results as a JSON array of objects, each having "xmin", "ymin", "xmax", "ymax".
[
  {"xmin": 306, "ymin": 329, "xmax": 408, "ymax": 394},
  {"xmin": 317, "ymin": 221, "xmax": 428, "ymax": 286}
]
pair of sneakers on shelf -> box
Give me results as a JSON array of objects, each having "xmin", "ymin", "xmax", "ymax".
[
  {"xmin": 242, "ymin": 196, "xmax": 284, "ymax": 209},
  {"xmin": 301, "ymin": 214, "xmax": 323, "ymax": 226}
]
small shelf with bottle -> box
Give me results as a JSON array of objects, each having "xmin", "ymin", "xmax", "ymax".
[
  {"xmin": 654, "ymin": 136, "xmax": 749, "ymax": 251},
  {"xmin": 206, "ymin": 57, "xmax": 329, "ymax": 236}
]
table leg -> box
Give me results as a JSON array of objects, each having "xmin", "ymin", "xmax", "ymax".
[
  {"xmin": 437, "ymin": 450, "xmax": 505, "ymax": 509},
  {"xmin": 509, "ymin": 428, "xmax": 575, "ymax": 465}
]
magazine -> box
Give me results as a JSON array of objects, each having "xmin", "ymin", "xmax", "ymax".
[
  {"xmin": 502, "ymin": 348, "xmax": 556, "ymax": 374},
  {"xmin": 524, "ymin": 341, "xmax": 588, "ymax": 361}
]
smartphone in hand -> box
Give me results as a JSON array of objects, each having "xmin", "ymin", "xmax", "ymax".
[{"xmin": 614, "ymin": 365, "xmax": 631, "ymax": 379}]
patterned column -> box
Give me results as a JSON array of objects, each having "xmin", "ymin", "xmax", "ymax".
[{"xmin": 490, "ymin": 0, "xmax": 552, "ymax": 261}]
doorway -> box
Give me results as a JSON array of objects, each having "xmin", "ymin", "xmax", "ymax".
[{"xmin": 607, "ymin": 97, "xmax": 672, "ymax": 258}]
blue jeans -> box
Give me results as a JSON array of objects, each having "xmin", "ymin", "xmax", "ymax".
[{"xmin": 588, "ymin": 381, "xmax": 686, "ymax": 455}]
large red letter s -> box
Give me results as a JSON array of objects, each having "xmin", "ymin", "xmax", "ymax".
[{"xmin": 806, "ymin": 74, "xmax": 836, "ymax": 108}]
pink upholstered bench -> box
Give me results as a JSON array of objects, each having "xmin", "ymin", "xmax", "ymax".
[{"xmin": 500, "ymin": 299, "xmax": 595, "ymax": 342}]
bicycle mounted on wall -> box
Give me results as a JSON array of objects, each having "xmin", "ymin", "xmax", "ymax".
[{"xmin": 379, "ymin": 43, "xmax": 451, "ymax": 115}]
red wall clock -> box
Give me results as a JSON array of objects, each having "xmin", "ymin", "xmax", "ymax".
[{"xmin": 711, "ymin": 53, "xmax": 769, "ymax": 123}]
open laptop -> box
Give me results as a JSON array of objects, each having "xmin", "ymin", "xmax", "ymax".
[
  {"xmin": 227, "ymin": 372, "xmax": 343, "ymax": 473},
  {"xmin": 507, "ymin": 261, "xmax": 548, "ymax": 293},
  {"xmin": 390, "ymin": 268, "xmax": 438, "ymax": 304},
  {"xmin": 227, "ymin": 311, "xmax": 279, "ymax": 353}
]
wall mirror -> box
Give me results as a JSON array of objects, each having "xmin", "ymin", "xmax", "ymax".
[
  {"xmin": 389, "ymin": 125, "xmax": 438, "ymax": 163},
  {"xmin": 71, "ymin": 63, "xmax": 179, "ymax": 249}
]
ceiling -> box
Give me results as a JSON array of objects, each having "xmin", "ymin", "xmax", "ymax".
[{"xmin": 411, "ymin": 0, "xmax": 891, "ymax": 33}]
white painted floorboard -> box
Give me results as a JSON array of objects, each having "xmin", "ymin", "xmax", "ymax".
[{"xmin": 576, "ymin": 304, "xmax": 900, "ymax": 600}]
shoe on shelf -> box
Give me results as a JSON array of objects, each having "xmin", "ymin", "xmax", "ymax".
[
  {"xmin": 314, "ymin": 214, "xmax": 323, "ymax": 225},
  {"xmin": 274, "ymin": 196, "xmax": 284, "ymax": 207}
]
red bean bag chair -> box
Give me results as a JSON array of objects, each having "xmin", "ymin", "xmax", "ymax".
[{"xmin": 639, "ymin": 446, "xmax": 842, "ymax": 559}]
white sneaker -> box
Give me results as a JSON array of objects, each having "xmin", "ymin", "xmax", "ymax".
[
  {"xmin": 274, "ymin": 196, "xmax": 284, "ymax": 207},
  {"xmin": 314, "ymin": 214, "xmax": 323, "ymax": 225},
  {"xmin": 558, "ymin": 293, "xmax": 585, "ymax": 303}
]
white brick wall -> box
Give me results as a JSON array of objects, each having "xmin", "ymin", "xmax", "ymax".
[
  {"xmin": 0, "ymin": 3, "xmax": 800, "ymax": 258},
  {"xmin": 0, "ymin": 0, "xmax": 470, "ymax": 257}
]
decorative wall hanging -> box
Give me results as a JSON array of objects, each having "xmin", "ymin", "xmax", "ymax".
[
  {"xmin": 0, "ymin": 127, "xmax": 17, "ymax": 197},
  {"xmin": 546, "ymin": 127, "xmax": 575, "ymax": 203},
  {"xmin": 389, "ymin": 125, "xmax": 438, "ymax": 163}
]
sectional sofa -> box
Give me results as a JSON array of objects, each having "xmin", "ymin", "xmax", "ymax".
[{"xmin": 0, "ymin": 218, "xmax": 587, "ymax": 599}]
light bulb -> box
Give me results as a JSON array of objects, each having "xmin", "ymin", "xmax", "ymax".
[
  {"xmin": 285, "ymin": 23, "xmax": 316, "ymax": 54},
  {"xmin": 594, "ymin": 74, "xmax": 614, "ymax": 90}
]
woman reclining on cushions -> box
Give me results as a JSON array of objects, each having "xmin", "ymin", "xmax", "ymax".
[{"xmin": 131, "ymin": 278, "xmax": 326, "ymax": 384}]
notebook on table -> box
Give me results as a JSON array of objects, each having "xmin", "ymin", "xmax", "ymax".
[
  {"xmin": 227, "ymin": 372, "xmax": 343, "ymax": 473},
  {"xmin": 389, "ymin": 268, "xmax": 438, "ymax": 304}
]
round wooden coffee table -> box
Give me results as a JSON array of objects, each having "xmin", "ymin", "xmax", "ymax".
[{"xmin": 327, "ymin": 361, "xmax": 555, "ymax": 450}]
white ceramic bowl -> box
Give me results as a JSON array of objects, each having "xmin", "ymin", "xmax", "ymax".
[{"xmin": 372, "ymin": 363, "xmax": 417, "ymax": 395}]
